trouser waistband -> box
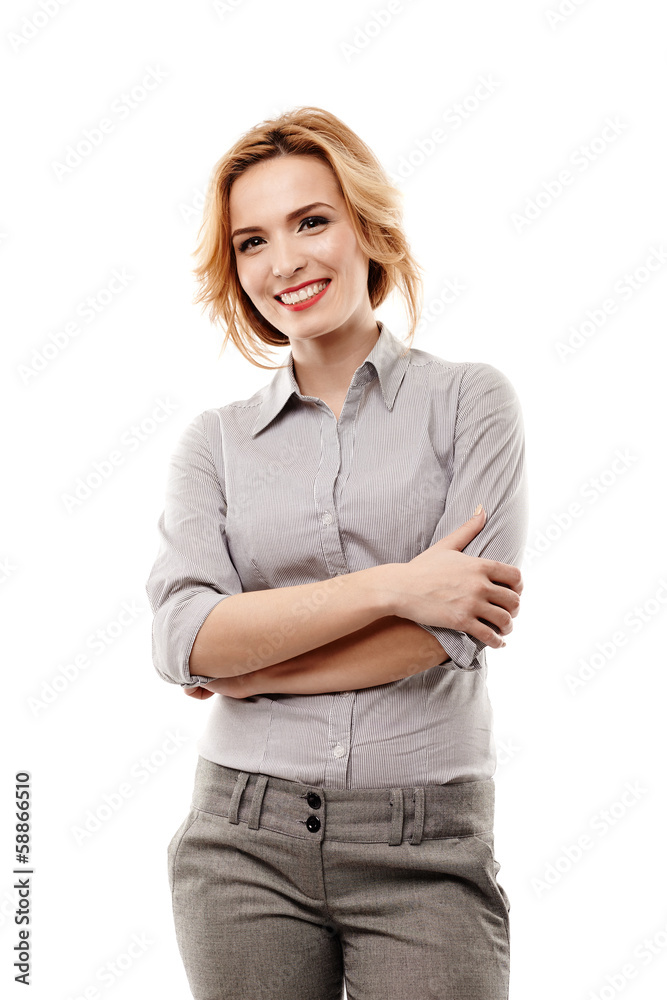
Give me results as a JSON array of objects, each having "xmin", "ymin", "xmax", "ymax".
[{"xmin": 190, "ymin": 756, "xmax": 495, "ymax": 846}]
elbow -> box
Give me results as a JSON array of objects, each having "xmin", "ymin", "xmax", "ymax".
[
  {"xmin": 188, "ymin": 627, "xmax": 231, "ymax": 679},
  {"xmin": 150, "ymin": 589, "xmax": 232, "ymax": 684}
]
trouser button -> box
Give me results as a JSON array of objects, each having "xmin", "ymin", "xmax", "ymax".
[{"xmin": 306, "ymin": 815, "xmax": 321, "ymax": 833}]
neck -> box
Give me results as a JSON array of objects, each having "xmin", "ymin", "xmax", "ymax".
[{"xmin": 291, "ymin": 320, "xmax": 381, "ymax": 400}]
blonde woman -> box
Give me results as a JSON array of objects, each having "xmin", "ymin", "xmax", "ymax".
[{"xmin": 146, "ymin": 106, "xmax": 527, "ymax": 1000}]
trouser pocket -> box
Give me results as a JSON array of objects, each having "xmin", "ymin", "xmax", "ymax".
[{"xmin": 166, "ymin": 808, "xmax": 200, "ymax": 896}]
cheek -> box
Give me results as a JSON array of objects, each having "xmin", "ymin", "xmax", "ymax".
[
  {"xmin": 346, "ymin": 250, "xmax": 370, "ymax": 291},
  {"xmin": 342, "ymin": 233, "xmax": 369, "ymax": 277},
  {"xmin": 327, "ymin": 233, "xmax": 368, "ymax": 285},
  {"xmin": 235, "ymin": 260, "xmax": 261, "ymax": 300}
]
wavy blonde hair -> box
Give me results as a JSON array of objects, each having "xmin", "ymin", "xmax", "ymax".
[{"xmin": 192, "ymin": 106, "xmax": 423, "ymax": 369}]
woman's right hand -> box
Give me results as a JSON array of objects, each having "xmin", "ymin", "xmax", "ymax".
[{"xmin": 387, "ymin": 507, "xmax": 523, "ymax": 649}]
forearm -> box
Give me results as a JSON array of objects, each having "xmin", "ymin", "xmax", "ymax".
[
  {"xmin": 189, "ymin": 564, "xmax": 400, "ymax": 679},
  {"xmin": 236, "ymin": 616, "xmax": 451, "ymax": 697}
]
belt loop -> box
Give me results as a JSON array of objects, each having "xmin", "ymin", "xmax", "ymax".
[
  {"xmin": 228, "ymin": 771, "xmax": 250, "ymax": 824},
  {"xmin": 247, "ymin": 774, "xmax": 269, "ymax": 829},
  {"xmin": 388, "ymin": 787, "xmax": 404, "ymax": 846},
  {"xmin": 410, "ymin": 787, "xmax": 425, "ymax": 845}
]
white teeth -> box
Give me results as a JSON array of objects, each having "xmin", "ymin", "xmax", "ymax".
[{"xmin": 278, "ymin": 280, "xmax": 328, "ymax": 305}]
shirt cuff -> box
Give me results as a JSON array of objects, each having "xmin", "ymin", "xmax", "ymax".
[
  {"xmin": 415, "ymin": 623, "xmax": 485, "ymax": 670},
  {"xmin": 180, "ymin": 674, "xmax": 216, "ymax": 688},
  {"xmin": 180, "ymin": 594, "xmax": 225, "ymax": 686},
  {"xmin": 151, "ymin": 590, "xmax": 229, "ymax": 687}
]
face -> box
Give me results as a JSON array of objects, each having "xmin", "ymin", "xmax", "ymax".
[{"xmin": 229, "ymin": 154, "xmax": 376, "ymax": 347}]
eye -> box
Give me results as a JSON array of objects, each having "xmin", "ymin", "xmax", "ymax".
[
  {"xmin": 237, "ymin": 235, "xmax": 265, "ymax": 254},
  {"xmin": 235, "ymin": 216, "xmax": 329, "ymax": 254},
  {"xmin": 298, "ymin": 216, "xmax": 329, "ymax": 232}
]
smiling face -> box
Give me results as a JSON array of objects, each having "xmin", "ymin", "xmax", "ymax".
[{"xmin": 229, "ymin": 154, "xmax": 377, "ymax": 349}]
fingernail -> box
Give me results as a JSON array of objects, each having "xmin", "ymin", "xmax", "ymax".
[{"xmin": 473, "ymin": 503, "xmax": 483, "ymax": 516}]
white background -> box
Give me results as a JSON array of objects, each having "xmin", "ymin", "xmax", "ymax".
[{"xmin": 2, "ymin": 1, "xmax": 666, "ymax": 998}]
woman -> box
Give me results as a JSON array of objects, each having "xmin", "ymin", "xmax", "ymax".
[{"xmin": 146, "ymin": 106, "xmax": 527, "ymax": 1000}]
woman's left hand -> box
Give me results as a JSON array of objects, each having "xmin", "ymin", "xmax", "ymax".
[{"xmin": 183, "ymin": 675, "xmax": 248, "ymax": 700}]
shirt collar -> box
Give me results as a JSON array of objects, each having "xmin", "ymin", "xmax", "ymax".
[{"xmin": 250, "ymin": 321, "xmax": 411, "ymax": 437}]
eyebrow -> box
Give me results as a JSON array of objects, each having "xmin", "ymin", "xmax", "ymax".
[{"xmin": 231, "ymin": 202, "xmax": 335, "ymax": 240}]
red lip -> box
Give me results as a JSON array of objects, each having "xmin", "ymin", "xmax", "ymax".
[{"xmin": 274, "ymin": 278, "xmax": 330, "ymax": 297}]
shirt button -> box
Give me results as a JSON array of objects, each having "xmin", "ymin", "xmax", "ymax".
[
  {"xmin": 322, "ymin": 511, "xmax": 333, "ymax": 526},
  {"xmin": 339, "ymin": 691, "xmax": 351, "ymax": 698},
  {"xmin": 333, "ymin": 744, "xmax": 346, "ymax": 758}
]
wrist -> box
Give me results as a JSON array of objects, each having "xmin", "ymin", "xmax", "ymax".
[{"xmin": 363, "ymin": 562, "xmax": 405, "ymax": 618}]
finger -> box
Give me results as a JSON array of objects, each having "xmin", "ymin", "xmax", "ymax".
[
  {"xmin": 480, "ymin": 560, "xmax": 522, "ymax": 593},
  {"xmin": 487, "ymin": 583, "xmax": 521, "ymax": 617},
  {"xmin": 477, "ymin": 606, "xmax": 513, "ymax": 637},
  {"xmin": 468, "ymin": 619, "xmax": 506, "ymax": 648},
  {"xmin": 439, "ymin": 507, "xmax": 487, "ymax": 551},
  {"xmin": 184, "ymin": 686, "xmax": 214, "ymax": 699},
  {"xmin": 498, "ymin": 577, "xmax": 524, "ymax": 597}
]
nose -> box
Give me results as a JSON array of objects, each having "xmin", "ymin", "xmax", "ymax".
[{"xmin": 271, "ymin": 235, "xmax": 306, "ymax": 280}]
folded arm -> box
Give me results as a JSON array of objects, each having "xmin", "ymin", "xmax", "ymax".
[
  {"xmin": 191, "ymin": 615, "xmax": 451, "ymax": 699},
  {"xmin": 216, "ymin": 362, "xmax": 529, "ymax": 696},
  {"xmin": 150, "ymin": 363, "xmax": 527, "ymax": 696}
]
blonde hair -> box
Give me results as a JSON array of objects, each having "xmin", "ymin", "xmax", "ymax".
[{"xmin": 192, "ymin": 106, "xmax": 423, "ymax": 369}]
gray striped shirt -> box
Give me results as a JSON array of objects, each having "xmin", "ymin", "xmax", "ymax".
[{"xmin": 145, "ymin": 322, "xmax": 528, "ymax": 787}]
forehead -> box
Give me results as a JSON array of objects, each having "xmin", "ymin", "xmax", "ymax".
[{"xmin": 229, "ymin": 155, "xmax": 341, "ymax": 223}]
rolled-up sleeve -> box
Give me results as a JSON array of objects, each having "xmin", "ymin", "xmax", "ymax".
[
  {"xmin": 415, "ymin": 362, "xmax": 529, "ymax": 670},
  {"xmin": 145, "ymin": 412, "xmax": 243, "ymax": 686}
]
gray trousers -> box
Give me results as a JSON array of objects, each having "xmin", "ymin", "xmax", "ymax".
[{"xmin": 168, "ymin": 756, "xmax": 510, "ymax": 999}]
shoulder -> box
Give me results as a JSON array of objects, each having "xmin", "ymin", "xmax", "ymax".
[
  {"xmin": 407, "ymin": 346, "xmax": 519, "ymax": 404},
  {"xmin": 181, "ymin": 380, "xmax": 272, "ymax": 444}
]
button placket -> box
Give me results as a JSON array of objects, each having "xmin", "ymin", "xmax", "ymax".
[
  {"xmin": 313, "ymin": 379, "xmax": 364, "ymax": 787},
  {"xmin": 313, "ymin": 381, "xmax": 365, "ymax": 578},
  {"xmin": 314, "ymin": 413, "xmax": 342, "ymax": 571}
]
